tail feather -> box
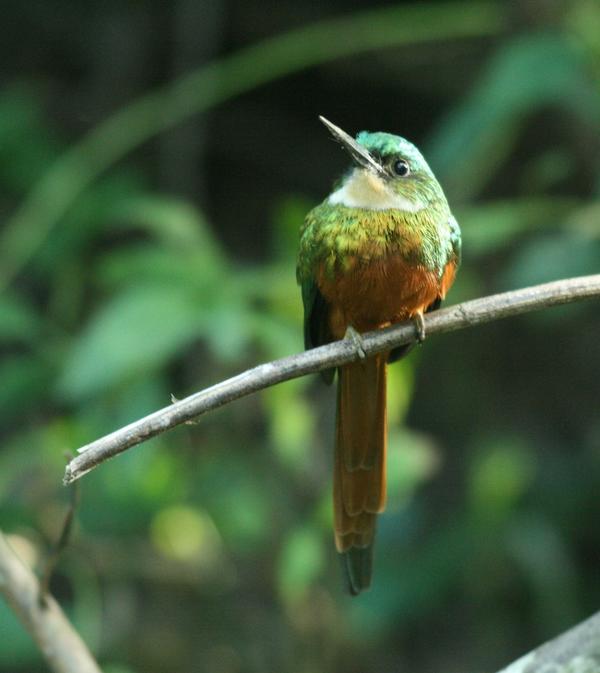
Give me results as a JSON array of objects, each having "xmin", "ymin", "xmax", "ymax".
[
  {"xmin": 341, "ymin": 546, "xmax": 373, "ymax": 596},
  {"xmin": 334, "ymin": 354, "xmax": 387, "ymax": 595}
]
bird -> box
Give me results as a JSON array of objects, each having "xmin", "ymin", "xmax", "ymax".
[{"xmin": 296, "ymin": 117, "xmax": 461, "ymax": 595}]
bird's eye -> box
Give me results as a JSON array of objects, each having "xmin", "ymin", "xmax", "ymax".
[{"xmin": 392, "ymin": 159, "xmax": 410, "ymax": 177}]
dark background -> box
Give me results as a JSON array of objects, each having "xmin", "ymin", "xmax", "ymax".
[{"xmin": 1, "ymin": 1, "xmax": 599, "ymax": 672}]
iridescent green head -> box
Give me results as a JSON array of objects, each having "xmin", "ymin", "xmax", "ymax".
[{"xmin": 319, "ymin": 116, "xmax": 446, "ymax": 213}]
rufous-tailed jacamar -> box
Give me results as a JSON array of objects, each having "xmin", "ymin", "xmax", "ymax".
[{"xmin": 297, "ymin": 117, "xmax": 461, "ymax": 595}]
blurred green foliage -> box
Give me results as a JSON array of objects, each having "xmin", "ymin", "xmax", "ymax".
[{"xmin": 0, "ymin": 1, "xmax": 599, "ymax": 672}]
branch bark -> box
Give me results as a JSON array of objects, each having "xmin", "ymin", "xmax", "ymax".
[
  {"xmin": 496, "ymin": 611, "xmax": 600, "ymax": 672},
  {"xmin": 0, "ymin": 530, "xmax": 102, "ymax": 673},
  {"xmin": 64, "ymin": 274, "xmax": 600, "ymax": 484}
]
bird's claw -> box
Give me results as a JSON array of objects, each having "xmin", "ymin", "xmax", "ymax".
[
  {"xmin": 412, "ymin": 313, "xmax": 426, "ymax": 343},
  {"xmin": 344, "ymin": 325, "xmax": 367, "ymax": 360}
]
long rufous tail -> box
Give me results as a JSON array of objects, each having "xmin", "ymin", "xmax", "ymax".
[{"xmin": 334, "ymin": 353, "xmax": 387, "ymax": 595}]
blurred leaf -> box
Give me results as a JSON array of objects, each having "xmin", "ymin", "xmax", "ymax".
[
  {"xmin": 502, "ymin": 232, "xmax": 600, "ymax": 288},
  {"xmin": 97, "ymin": 245, "xmax": 224, "ymax": 291},
  {"xmin": 65, "ymin": 556, "xmax": 104, "ymax": 657},
  {"xmin": 0, "ymin": 87, "xmax": 61, "ymax": 191},
  {"xmin": 95, "ymin": 245, "xmax": 254, "ymax": 363},
  {"xmin": 0, "ymin": 4, "xmax": 599, "ymax": 669},
  {"xmin": 248, "ymin": 311, "xmax": 301, "ymax": 358},
  {"xmin": 37, "ymin": 172, "xmax": 146, "ymax": 278},
  {"xmin": 469, "ymin": 439, "xmax": 535, "ymax": 520},
  {"xmin": 103, "ymin": 665, "xmax": 137, "ymax": 673},
  {"xmin": 204, "ymin": 456, "xmax": 272, "ymax": 552},
  {"xmin": 507, "ymin": 516, "xmax": 579, "ymax": 632},
  {"xmin": 0, "ymin": 294, "xmax": 41, "ymax": 344},
  {"xmin": 112, "ymin": 195, "xmax": 224, "ymax": 258},
  {"xmin": 567, "ymin": 0, "xmax": 600, "ymax": 69},
  {"xmin": 203, "ymin": 298, "xmax": 253, "ymax": 362},
  {"xmin": 58, "ymin": 285, "xmax": 201, "ymax": 399},
  {"xmin": 218, "ymin": 483, "xmax": 270, "ymax": 551},
  {"xmin": 429, "ymin": 33, "xmax": 600, "ymax": 199},
  {"xmin": 0, "ymin": 426, "xmax": 69, "ymax": 504},
  {"xmin": 103, "ymin": 374, "xmax": 173, "ymax": 431},
  {"xmin": 0, "ymin": 0, "xmax": 504, "ymax": 289},
  {"xmin": 353, "ymin": 517, "xmax": 472, "ymax": 629},
  {"xmin": 565, "ymin": 201, "xmax": 600, "ymax": 237},
  {"xmin": 387, "ymin": 429, "xmax": 441, "ymax": 507},
  {"xmin": 139, "ymin": 450, "xmax": 182, "ymax": 502},
  {"xmin": 151, "ymin": 505, "xmax": 223, "ymax": 567},
  {"xmin": 270, "ymin": 195, "xmax": 313, "ymax": 262},
  {"xmin": 387, "ymin": 358, "xmax": 415, "ymax": 426},
  {"xmin": 0, "ymin": 355, "xmax": 50, "ymax": 422},
  {"xmin": 520, "ymin": 149, "xmax": 576, "ymax": 193},
  {"xmin": 458, "ymin": 198, "xmax": 580, "ymax": 255},
  {"xmin": 266, "ymin": 380, "xmax": 314, "ymax": 471},
  {"xmin": 277, "ymin": 526, "xmax": 324, "ymax": 602},
  {"xmin": 235, "ymin": 265, "xmax": 302, "ymax": 357}
]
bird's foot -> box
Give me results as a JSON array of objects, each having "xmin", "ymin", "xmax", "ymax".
[
  {"xmin": 412, "ymin": 312, "xmax": 426, "ymax": 343},
  {"xmin": 344, "ymin": 325, "xmax": 366, "ymax": 360},
  {"xmin": 171, "ymin": 394, "xmax": 199, "ymax": 425}
]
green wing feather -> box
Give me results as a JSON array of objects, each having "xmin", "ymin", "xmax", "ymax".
[{"xmin": 301, "ymin": 278, "xmax": 335, "ymax": 384}]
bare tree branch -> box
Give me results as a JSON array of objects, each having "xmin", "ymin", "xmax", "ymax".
[
  {"xmin": 0, "ymin": 530, "xmax": 102, "ymax": 673},
  {"xmin": 64, "ymin": 274, "xmax": 600, "ymax": 485},
  {"xmin": 496, "ymin": 611, "xmax": 600, "ymax": 672}
]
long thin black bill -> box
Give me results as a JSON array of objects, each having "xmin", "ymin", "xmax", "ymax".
[{"xmin": 319, "ymin": 116, "xmax": 385, "ymax": 176}]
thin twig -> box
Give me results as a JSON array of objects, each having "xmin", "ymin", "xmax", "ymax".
[
  {"xmin": 0, "ymin": 530, "xmax": 102, "ymax": 673},
  {"xmin": 64, "ymin": 274, "xmax": 600, "ymax": 485},
  {"xmin": 39, "ymin": 464, "xmax": 80, "ymax": 604}
]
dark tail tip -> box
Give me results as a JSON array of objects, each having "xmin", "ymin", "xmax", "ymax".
[{"xmin": 341, "ymin": 546, "xmax": 373, "ymax": 596}]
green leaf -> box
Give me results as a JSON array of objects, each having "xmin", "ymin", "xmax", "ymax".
[
  {"xmin": 0, "ymin": 294, "xmax": 41, "ymax": 344},
  {"xmin": 97, "ymin": 245, "xmax": 224, "ymax": 292},
  {"xmin": 248, "ymin": 311, "xmax": 301, "ymax": 359},
  {"xmin": 387, "ymin": 428, "xmax": 440, "ymax": 506},
  {"xmin": 277, "ymin": 526, "xmax": 324, "ymax": 602},
  {"xmin": 151, "ymin": 505, "xmax": 224, "ymax": 567},
  {"xmin": 458, "ymin": 198, "xmax": 580, "ymax": 255},
  {"xmin": 0, "ymin": 87, "xmax": 61, "ymax": 191},
  {"xmin": 35, "ymin": 172, "xmax": 145, "ymax": 278},
  {"xmin": 103, "ymin": 666, "xmax": 137, "ymax": 673},
  {"xmin": 507, "ymin": 516, "xmax": 579, "ymax": 631},
  {"xmin": 429, "ymin": 33, "xmax": 600, "ymax": 199},
  {"xmin": 387, "ymin": 358, "xmax": 415, "ymax": 426},
  {"xmin": 58, "ymin": 285, "xmax": 201, "ymax": 399},
  {"xmin": 0, "ymin": 355, "xmax": 50, "ymax": 422},
  {"xmin": 469, "ymin": 438, "xmax": 535, "ymax": 520},
  {"xmin": 265, "ymin": 380, "xmax": 314, "ymax": 471},
  {"xmin": 111, "ymin": 195, "xmax": 224, "ymax": 258},
  {"xmin": 503, "ymin": 233, "xmax": 600, "ymax": 288},
  {"xmin": 270, "ymin": 195, "xmax": 313, "ymax": 262}
]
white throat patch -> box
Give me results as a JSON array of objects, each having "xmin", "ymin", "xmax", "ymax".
[{"xmin": 328, "ymin": 169, "xmax": 424, "ymax": 213}]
